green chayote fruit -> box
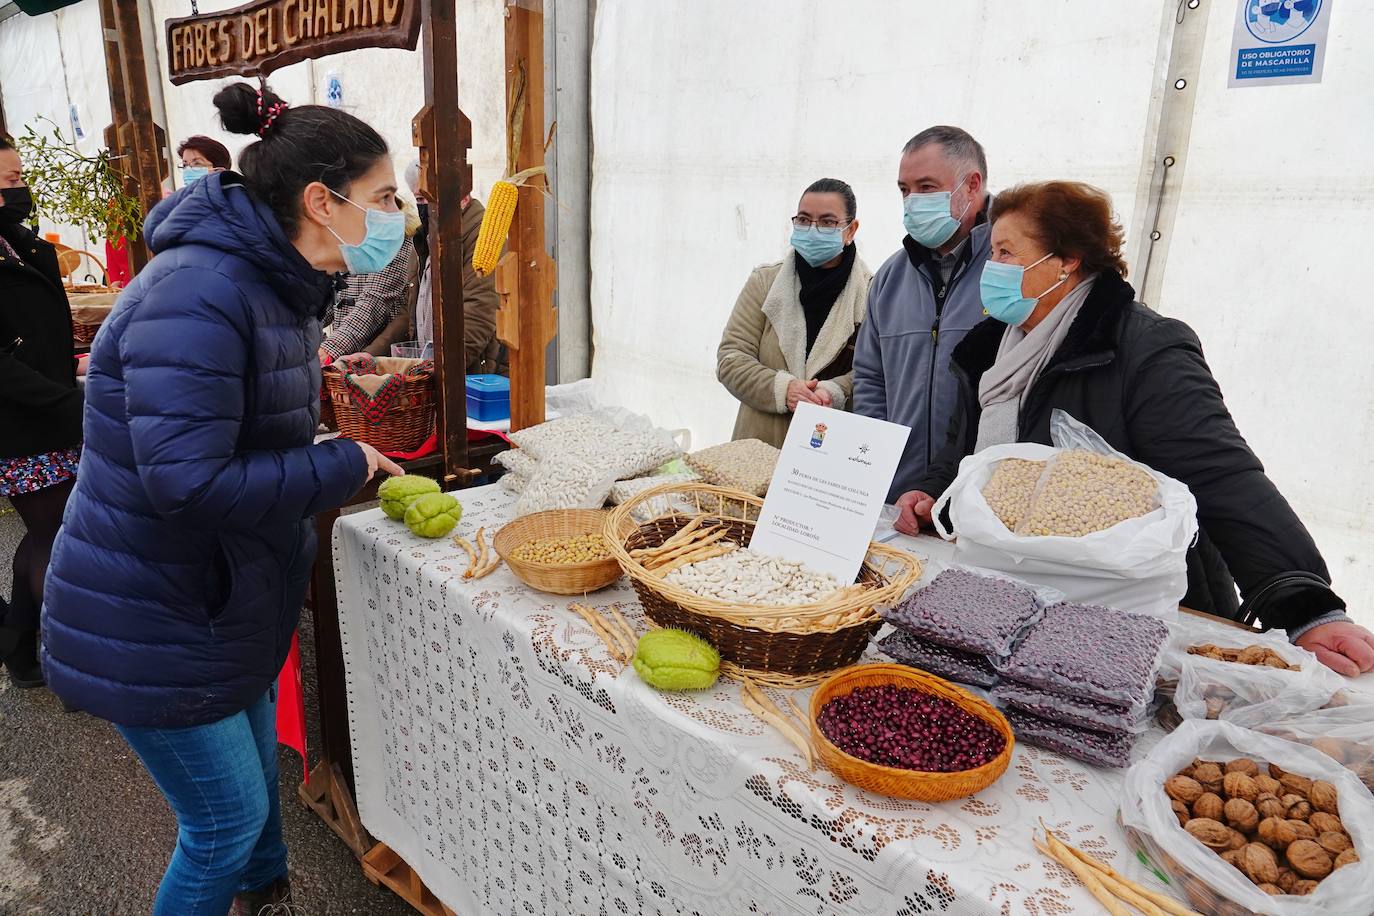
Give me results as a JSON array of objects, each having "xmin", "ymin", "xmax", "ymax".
[
  {"xmin": 404, "ymin": 492, "xmax": 463, "ymax": 538},
  {"xmin": 379, "ymin": 474, "xmax": 441, "ymax": 520},
  {"xmin": 632, "ymin": 628, "xmax": 721, "ymax": 691}
]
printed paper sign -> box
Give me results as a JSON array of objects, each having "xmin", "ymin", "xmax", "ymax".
[
  {"xmin": 1229, "ymin": 0, "xmax": 1332, "ymax": 88},
  {"xmin": 749, "ymin": 403, "xmax": 910, "ymax": 583}
]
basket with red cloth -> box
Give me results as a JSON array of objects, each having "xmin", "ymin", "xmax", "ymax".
[{"xmin": 323, "ymin": 353, "xmax": 436, "ymax": 453}]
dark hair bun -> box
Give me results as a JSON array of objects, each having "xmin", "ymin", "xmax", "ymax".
[{"xmin": 213, "ymin": 82, "xmax": 287, "ymax": 137}]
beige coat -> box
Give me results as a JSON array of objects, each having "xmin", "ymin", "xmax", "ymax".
[{"xmin": 716, "ymin": 250, "xmax": 873, "ymax": 447}]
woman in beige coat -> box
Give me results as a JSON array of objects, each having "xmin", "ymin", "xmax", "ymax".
[{"xmin": 717, "ymin": 179, "xmax": 873, "ymax": 447}]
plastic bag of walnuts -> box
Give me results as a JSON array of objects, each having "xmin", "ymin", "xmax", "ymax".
[
  {"xmin": 1255, "ymin": 696, "xmax": 1374, "ymax": 796},
  {"xmin": 932, "ymin": 410, "xmax": 1198, "ymax": 619},
  {"xmin": 1121, "ymin": 720, "xmax": 1374, "ymax": 915}
]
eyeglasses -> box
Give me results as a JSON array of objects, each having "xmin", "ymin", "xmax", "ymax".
[{"xmin": 791, "ymin": 216, "xmax": 851, "ymax": 230}]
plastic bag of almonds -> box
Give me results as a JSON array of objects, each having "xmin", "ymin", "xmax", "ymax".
[
  {"xmin": 1121, "ymin": 720, "xmax": 1374, "ymax": 915},
  {"xmin": 685, "ymin": 439, "xmax": 780, "ymax": 497},
  {"xmin": 1165, "ymin": 616, "xmax": 1346, "ymax": 729}
]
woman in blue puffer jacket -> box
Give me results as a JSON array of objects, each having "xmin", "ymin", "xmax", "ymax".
[{"xmin": 43, "ymin": 81, "xmax": 404, "ymax": 916}]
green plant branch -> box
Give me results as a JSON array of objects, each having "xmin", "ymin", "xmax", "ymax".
[{"xmin": 14, "ymin": 117, "xmax": 143, "ymax": 246}]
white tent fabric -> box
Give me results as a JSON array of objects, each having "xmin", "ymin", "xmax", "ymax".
[
  {"xmin": 1156, "ymin": 1, "xmax": 1374, "ymax": 623},
  {"xmin": 589, "ymin": 0, "xmax": 1163, "ymax": 449}
]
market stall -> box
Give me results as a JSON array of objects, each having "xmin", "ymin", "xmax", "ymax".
[{"xmin": 331, "ymin": 478, "xmax": 1374, "ymax": 914}]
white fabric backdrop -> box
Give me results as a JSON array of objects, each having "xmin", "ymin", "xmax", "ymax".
[{"xmin": 588, "ymin": 0, "xmax": 1164, "ymax": 450}]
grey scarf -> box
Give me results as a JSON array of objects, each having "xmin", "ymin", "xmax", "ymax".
[{"xmin": 974, "ymin": 275, "xmax": 1097, "ymax": 451}]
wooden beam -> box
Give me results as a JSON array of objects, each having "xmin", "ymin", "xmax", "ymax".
[
  {"xmin": 418, "ymin": 0, "xmax": 475, "ymax": 484},
  {"xmin": 98, "ymin": 0, "xmax": 146, "ymax": 271},
  {"xmin": 502, "ymin": 2, "xmax": 557, "ymax": 432}
]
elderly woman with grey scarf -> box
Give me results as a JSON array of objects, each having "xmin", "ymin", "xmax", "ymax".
[{"xmin": 895, "ymin": 180, "xmax": 1373, "ymax": 678}]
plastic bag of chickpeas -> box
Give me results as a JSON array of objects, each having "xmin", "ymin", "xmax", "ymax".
[{"xmin": 931, "ymin": 410, "xmax": 1198, "ymax": 619}]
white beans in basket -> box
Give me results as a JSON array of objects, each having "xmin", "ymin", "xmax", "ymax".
[{"xmin": 665, "ymin": 549, "xmax": 840, "ymax": 606}]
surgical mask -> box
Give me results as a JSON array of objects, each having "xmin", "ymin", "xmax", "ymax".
[
  {"xmin": 0, "ymin": 186, "xmax": 33, "ymax": 224},
  {"xmin": 790, "ymin": 224, "xmax": 845, "ymax": 267},
  {"xmin": 902, "ymin": 176, "xmax": 972, "ymax": 248},
  {"xmin": 181, "ymin": 166, "xmax": 210, "ymax": 185},
  {"xmin": 327, "ymin": 190, "xmax": 406, "ymax": 274},
  {"xmin": 979, "ymin": 252, "xmax": 1067, "ymax": 326}
]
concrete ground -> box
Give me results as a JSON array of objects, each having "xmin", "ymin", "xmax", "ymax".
[{"xmin": 0, "ymin": 499, "xmax": 414, "ymax": 916}]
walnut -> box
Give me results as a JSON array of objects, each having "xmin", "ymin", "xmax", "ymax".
[
  {"xmin": 1205, "ymin": 697, "xmax": 1225, "ymax": 719},
  {"xmin": 1335, "ymin": 849, "xmax": 1360, "ymax": 870},
  {"xmin": 1225, "ymin": 757, "xmax": 1260, "ymax": 776},
  {"xmin": 1256, "ymin": 795, "xmax": 1287, "ymax": 820},
  {"xmin": 1288, "ymin": 800, "xmax": 1313, "ymax": 821},
  {"xmin": 1318, "ymin": 831, "xmax": 1353, "ymax": 856},
  {"xmin": 1166, "ymin": 775, "xmax": 1205, "ymax": 805},
  {"xmin": 1184, "ymin": 818, "xmax": 1233, "ymax": 850},
  {"xmin": 1286, "ymin": 839, "xmax": 1334, "ymax": 879},
  {"xmin": 1226, "ymin": 828, "xmax": 1248, "ymax": 851},
  {"xmin": 1358, "ymin": 761, "xmax": 1374, "ymax": 792},
  {"xmin": 1312, "ymin": 737, "xmax": 1349, "ymax": 762},
  {"xmin": 1223, "ymin": 772, "xmax": 1259, "ymax": 802},
  {"xmin": 1288, "ymin": 820, "xmax": 1317, "ymax": 840},
  {"xmin": 1193, "ymin": 793, "xmax": 1225, "ymax": 821},
  {"xmin": 1258, "ymin": 816, "xmax": 1298, "ymax": 849},
  {"xmin": 1281, "ymin": 793, "xmax": 1307, "ymax": 810},
  {"xmin": 1292, "ymin": 879, "xmax": 1319, "ymax": 896},
  {"xmin": 1243, "ymin": 842, "xmax": 1280, "ymax": 885},
  {"xmin": 1309, "ymin": 812, "xmax": 1344, "ymax": 835},
  {"xmin": 1269, "ymin": 762, "xmax": 1286, "ymax": 780},
  {"xmin": 1220, "ymin": 848, "xmax": 1246, "ymax": 870},
  {"xmin": 1224, "ymin": 798, "xmax": 1260, "ymax": 833},
  {"xmin": 1193, "ymin": 763, "xmax": 1224, "ymax": 794},
  {"xmin": 1261, "ymin": 653, "xmax": 1291, "ymax": 669},
  {"xmin": 1255, "ymin": 775, "xmax": 1283, "ymax": 796},
  {"xmin": 1280, "ymin": 772, "xmax": 1314, "ymax": 798},
  {"xmin": 1277, "ymin": 868, "xmax": 1298, "ymax": 893},
  {"xmin": 1309, "ymin": 780, "xmax": 1339, "ymax": 816},
  {"xmin": 1238, "ymin": 645, "xmax": 1267, "ymax": 665},
  {"xmin": 1171, "ymin": 799, "xmax": 1191, "ymax": 827},
  {"xmin": 1257, "ymin": 883, "xmax": 1283, "ymax": 896}
]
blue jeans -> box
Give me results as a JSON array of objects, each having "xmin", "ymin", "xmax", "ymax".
[{"xmin": 117, "ymin": 688, "xmax": 288, "ymax": 916}]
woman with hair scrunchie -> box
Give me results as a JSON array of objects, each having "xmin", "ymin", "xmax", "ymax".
[{"xmin": 43, "ymin": 81, "xmax": 406, "ymax": 915}]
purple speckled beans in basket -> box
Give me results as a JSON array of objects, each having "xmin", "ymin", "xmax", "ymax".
[
  {"xmin": 882, "ymin": 568, "xmax": 1041, "ymax": 657},
  {"xmin": 992, "ymin": 682, "xmax": 1150, "ymax": 736},
  {"xmin": 997, "ymin": 602, "xmax": 1169, "ymax": 709},
  {"xmin": 1004, "ymin": 707, "xmax": 1136, "ymax": 769},
  {"xmin": 877, "ymin": 630, "xmax": 1000, "ymax": 688}
]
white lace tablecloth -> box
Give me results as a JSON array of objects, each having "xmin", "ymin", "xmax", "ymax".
[{"xmin": 333, "ymin": 484, "xmax": 1172, "ymax": 916}]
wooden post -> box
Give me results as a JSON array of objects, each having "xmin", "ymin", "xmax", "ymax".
[
  {"xmin": 499, "ymin": 1, "xmax": 557, "ymax": 432},
  {"xmin": 98, "ymin": 0, "xmax": 167, "ymax": 275},
  {"xmin": 416, "ymin": 0, "xmax": 477, "ymax": 486}
]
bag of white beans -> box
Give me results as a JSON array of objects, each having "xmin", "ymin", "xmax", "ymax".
[{"xmin": 932, "ymin": 410, "xmax": 1197, "ymax": 619}]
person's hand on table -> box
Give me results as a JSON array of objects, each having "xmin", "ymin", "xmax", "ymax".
[
  {"xmin": 785, "ymin": 378, "xmax": 824, "ymax": 412},
  {"xmin": 1294, "ymin": 619, "xmax": 1374, "ymax": 677},
  {"xmin": 893, "ymin": 490, "xmax": 936, "ymax": 536},
  {"xmin": 356, "ymin": 441, "xmax": 405, "ymax": 482}
]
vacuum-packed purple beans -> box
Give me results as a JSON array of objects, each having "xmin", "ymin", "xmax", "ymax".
[
  {"xmin": 997, "ymin": 601, "xmax": 1169, "ymax": 709},
  {"xmin": 882, "ymin": 568, "xmax": 1041, "ymax": 657},
  {"xmin": 877, "ymin": 630, "xmax": 999, "ymax": 688},
  {"xmin": 992, "ymin": 682, "xmax": 1150, "ymax": 736},
  {"xmin": 1005, "ymin": 707, "xmax": 1136, "ymax": 768}
]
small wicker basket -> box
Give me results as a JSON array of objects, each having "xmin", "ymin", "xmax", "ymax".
[
  {"xmin": 494, "ymin": 509, "xmax": 639, "ymax": 596},
  {"xmin": 324, "ymin": 356, "xmax": 435, "ymax": 452},
  {"xmin": 809, "ymin": 663, "xmax": 1015, "ymax": 801},
  {"xmin": 67, "ymin": 286, "xmax": 119, "ymax": 343},
  {"xmin": 605, "ymin": 483, "xmax": 922, "ymax": 687}
]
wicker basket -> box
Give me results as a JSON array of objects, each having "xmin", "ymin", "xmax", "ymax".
[
  {"xmin": 494, "ymin": 509, "xmax": 639, "ymax": 595},
  {"xmin": 324, "ymin": 356, "xmax": 435, "ymax": 452},
  {"xmin": 808, "ymin": 663, "xmax": 1015, "ymax": 801},
  {"xmin": 67, "ymin": 286, "xmax": 119, "ymax": 343},
  {"xmin": 605, "ymin": 483, "xmax": 922, "ymax": 686}
]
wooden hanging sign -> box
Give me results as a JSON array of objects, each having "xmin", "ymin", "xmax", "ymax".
[{"xmin": 165, "ymin": 0, "xmax": 420, "ymax": 85}]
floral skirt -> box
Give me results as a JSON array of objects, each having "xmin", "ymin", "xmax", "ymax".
[{"xmin": 0, "ymin": 447, "xmax": 81, "ymax": 497}]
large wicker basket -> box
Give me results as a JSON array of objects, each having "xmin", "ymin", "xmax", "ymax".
[
  {"xmin": 67, "ymin": 287, "xmax": 119, "ymax": 343},
  {"xmin": 324, "ymin": 356, "xmax": 435, "ymax": 452},
  {"xmin": 494, "ymin": 509, "xmax": 639, "ymax": 595},
  {"xmin": 605, "ymin": 483, "xmax": 922, "ymax": 686},
  {"xmin": 809, "ymin": 663, "xmax": 1015, "ymax": 801}
]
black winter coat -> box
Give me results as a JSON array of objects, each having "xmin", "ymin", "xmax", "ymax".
[
  {"xmin": 916, "ymin": 270, "xmax": 1342, "ymax": 633},
  {"xmin": 0, "ymin": 220, "xmax": 82, "ymax": 459}
]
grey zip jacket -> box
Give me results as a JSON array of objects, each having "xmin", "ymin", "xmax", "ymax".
[{"xmin": 853, "ymin": 218, "xmax": 992, "ymax": 501}]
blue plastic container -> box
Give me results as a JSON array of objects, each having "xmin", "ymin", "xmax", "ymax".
[{"xmin": 466, "ymin": 374, "xmax": 511, "ymax": 422}]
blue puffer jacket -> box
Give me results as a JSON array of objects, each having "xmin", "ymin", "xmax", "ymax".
[{"xmin": 42, "ymin": 173, "xmax": 368, "ymax": 728}]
